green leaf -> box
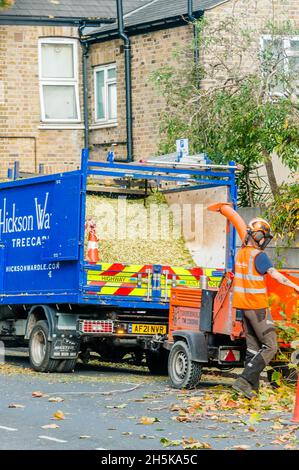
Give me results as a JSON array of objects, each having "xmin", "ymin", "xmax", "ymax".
[
  {"xmin": 248, "ymin": 413, "xmax": 262, "ymax": 424},
  {"xmin": 160, "ymin": 437, "xmax": 181, "ymax": 447}
]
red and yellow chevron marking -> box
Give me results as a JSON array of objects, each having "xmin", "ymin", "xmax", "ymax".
[
  {"xmin": 160, "ymin": 266, "xmax": 223, "ymax": 298},
  {"xmin": 160, "ymin": 266, "xmax": 201, "ymax": 299},
  {"xmin": 204, "ymin": 268, "xmax": 224, "ymax": 288},
  {"xmin": 87, "ymin": 263, "xmax": 152, "ymax": 297},
  {"xmin": 87, "ymin": 263, "xmax": 224, "ymax": 299}
]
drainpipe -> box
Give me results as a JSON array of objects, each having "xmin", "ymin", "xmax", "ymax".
[
  {"xmin": 79, "ymin": 24, "xmax": 90, "ymax": 149},
  {"xmin": 116, "ymin": 0, "xmax": 133, "ymax": 162},
  {"xmin": 82, "ymin": 43, "xmax": 90, "ymax": 149},
  {"xmin": 187, "ymin": 0, "xmax": 200, "ymax": 85}
]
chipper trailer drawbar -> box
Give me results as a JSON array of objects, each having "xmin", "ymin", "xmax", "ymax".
[{"xmin": 0, "ymin": 149, "xmax": 298, "ymax": 385}]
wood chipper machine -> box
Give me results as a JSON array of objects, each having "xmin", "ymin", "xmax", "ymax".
[{"xmin": 165, "ymin": 203, "xmax": 299, "ymax": 389}]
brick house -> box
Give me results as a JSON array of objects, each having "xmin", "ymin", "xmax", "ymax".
[{"xmin": 0, "ymin": 0, "xmax": 298, "ymax": 181}]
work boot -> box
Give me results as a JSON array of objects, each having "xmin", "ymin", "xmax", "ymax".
[
  {"xmin": 242, "ymin": 353, "xmax": 266, "ymax": 391},
  {"xmin": 251, "ymin": 376, "xmax": 260, "ymax": 393},
  {"xmin": 232, "ymin": 377, "xmax": 255, "ymax": 399},
  {"xmin": 244, "ymin": 355, "xmax": 260, "ymax": 392}
]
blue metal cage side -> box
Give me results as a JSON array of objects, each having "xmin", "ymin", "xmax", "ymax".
[{"xmin": 80, "ymin": 148, "xmax": 238, "ymax": 276}]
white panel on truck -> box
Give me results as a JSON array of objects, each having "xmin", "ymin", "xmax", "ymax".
[{"xmin": 165, "ymin": 186, "xmax": 229, "ymax": 268}]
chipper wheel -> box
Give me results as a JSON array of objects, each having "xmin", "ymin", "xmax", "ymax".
[{"xmin": 168, "ymin": 340, "xmax": 202, "ymax": 389}]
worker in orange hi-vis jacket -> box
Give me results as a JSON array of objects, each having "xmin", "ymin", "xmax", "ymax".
[{"xmin": 231, "ymin": 218, "xmax": 299, "ymax": 399}]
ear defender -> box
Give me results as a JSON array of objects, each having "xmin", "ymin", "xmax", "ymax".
[{"xmin": 246, "ymin": 218, "xmax": 273, "ymax": 250}]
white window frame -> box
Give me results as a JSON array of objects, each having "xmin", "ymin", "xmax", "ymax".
[
  {"xmin": 94, "ymin": 64, "xmax": 117, "ymax": 125},
  {"xmin": 38, "ymin": 37, "xmax": 81, "ymax": 123},
  {"xmin": 260, "ymin": 35, "xmax": 299, "ymax": 97}
]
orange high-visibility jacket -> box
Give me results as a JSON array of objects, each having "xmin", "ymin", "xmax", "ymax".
[{"xmin": 232, "ymin": 246, "xmax": 269, "ymax": 309}]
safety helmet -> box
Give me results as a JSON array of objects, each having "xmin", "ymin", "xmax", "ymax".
[{"xmin": 246, "ymin": 218, "xmax": 273, "ymax": 249}]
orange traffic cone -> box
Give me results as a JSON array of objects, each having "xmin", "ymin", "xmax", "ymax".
[
  {"xmin": 291, "ymin": 374, "xmax": 299, "ymax": 423},
  {"xmin": 86, "ymin": 220, "xmax": 99, "ymax": 264}
]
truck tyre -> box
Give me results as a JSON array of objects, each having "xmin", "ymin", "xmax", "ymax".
[
  {"xmin": 146, "ymin": 350, "xmax": 169, "ymax": 375},
  {"xmin": 168, "ymin": 340, "xmax": 202, "ymax": 389},
  {"xmin": 56, "ymin": 359, "xmax": 77, "ymax": 373},
  {"xmin": 29, "ymin": 320, "xmax": 59, "ymax": 373}
]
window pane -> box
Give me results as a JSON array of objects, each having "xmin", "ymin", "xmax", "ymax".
[
  {"xmin": 108, "ymin": 68, "xmax": 116, "ymax": 79},
  {"xmin": 108, "ymin": 83, "xmax": 117, "ymax": 120},
  {"xmin": 41, "ymin": 43, "xmax": 74, "ymax": 79},
  {"xmin": 43, "ymin": 85, "xmax": 77, "ymax": 120},
  {"xmin": 290, "ymin": 40, "xmax": 299, "ymax": 52},
  {"xmin": 289, "ymin": 56, "xmax": 299, "ymax": 73},
  {"xmin": 96, "ymin": 70, "xmax": 105, "ymax": 119},
  {"xmin": 262, "ymin": 38, "xmax": 286, "ymax": 94}
]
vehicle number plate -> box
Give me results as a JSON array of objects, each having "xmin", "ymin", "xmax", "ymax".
[{"xmin": 129, "ymin": 324, "xmax": 167, "ymax": 335}]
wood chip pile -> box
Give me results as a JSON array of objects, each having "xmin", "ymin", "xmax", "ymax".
[{"xmin": 85, "ymin": 192, "xmax": 195, "ymax": 266}]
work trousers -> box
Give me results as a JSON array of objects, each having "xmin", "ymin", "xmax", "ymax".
[{"xmin": 240, "ymin": 308, "xmax": 278, "ymax": 388}]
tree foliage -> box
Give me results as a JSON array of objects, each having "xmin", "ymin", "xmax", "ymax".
[
  {"xmin": 264, "ymin": 182, "xmax": 299, "ymax": 245},
  {"xmin": 153, "ymin": 17, "xmax": 299, "ymax": 206},
  {"xmin": 0, "ymin": 0, "xmax": 14, "ymax": 8}
]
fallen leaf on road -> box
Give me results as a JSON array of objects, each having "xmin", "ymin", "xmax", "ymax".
[
  {"xmin": 233, "ymin": 445, "xmax": 251, "ymax": 450},
  {"xmin": 32, "ymin": 391, "xmax": 44, "ymax": 398},
  {"xmin": 147, "ymin": 406, "xmax": 169, "ymax": 411},
  {"xmin": 248, "ymin": 413, "xmax": 261, "ymax": 425},
  {"xmin": 160, "ymin": 437, "xmax": 181, "ymax": 447},
  {"xmin": 48, "ymin": 397, "xmax": 64, "ymax": 403},
  {"xmin": 8, "ymin": 404, "xmax": 25, "ymax": 409},
  {"xmin": 41, "ymin": 424, "xmax": 59, "ymax": 429},
  {"xmin": 182, "ymin": 437, "xmax": 212, "ymax": 450},
  {"xmin": 170, "ymin": 404, "xmax": 181, "ymax": 412},
  {"xmin": 247, "ymin": 426, "xmax": 256, "ymax": 433},
  {"xmin": 138, "ymin": 416, "xmax": 160, "ymax": 425},
  {"xmin": 106, "ymin": 403, "xmax": 127, "ymax": 409},
  {"xmin": 272, "ymin": 423, "xmax": 283, "ymax": 430},
  {"xmin": 52, "ymin": 410, "xmax": 65, "ymax": 420}
]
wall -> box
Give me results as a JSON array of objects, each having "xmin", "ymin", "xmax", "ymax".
[
  {"xmin": 88, "ymin": 25, "xmax": 193, "ymax": 161},
  {"xmin": 237, "ymin": 207, "xmax": 299, "ymax": 268},
  {"xmin": 0, "ymin": 25, "xmax": 84, "ymax": 178}
]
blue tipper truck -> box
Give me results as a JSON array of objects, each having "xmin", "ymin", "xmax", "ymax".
[{"xmin": 0, "ymin": 149, "xmax": 238, "ymax": 373}]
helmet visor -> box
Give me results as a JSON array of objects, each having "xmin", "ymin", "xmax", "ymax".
[{"xmin": 252, "ymin": 230, "xmax": 273, "ymax": 249}]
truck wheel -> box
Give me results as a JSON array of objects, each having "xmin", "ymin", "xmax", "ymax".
[
  {"xmin": 168, "ymin": 340, "xmax": 202, "ymax": 389},
  {"xmin": 56, "ymin": 359, "xmax": 77, "ymax": 373},
  {"xmin": 29, "ymin": 320, "xmax": 59, "ymax": 373},
  {"xmin": 146, "ymin": 350, "xmax": 169, "ymax": 375}
]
